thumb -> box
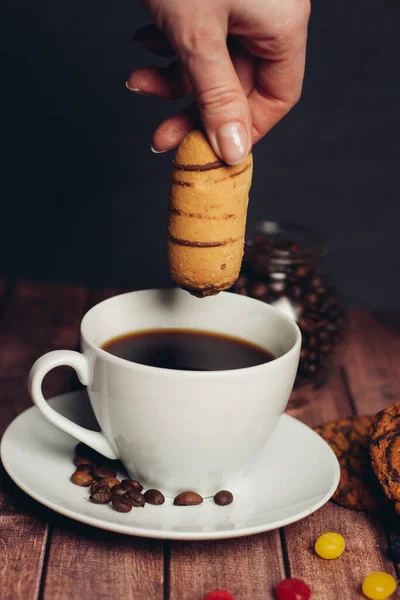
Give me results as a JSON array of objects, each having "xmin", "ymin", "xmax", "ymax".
[{"xmin": 178, "ymin": 33, "xmax": 252, "ymax": 165}]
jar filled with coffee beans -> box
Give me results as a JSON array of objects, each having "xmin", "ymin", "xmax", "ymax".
[{"xmin": 233, "ymin": 221, "xmax": 346, "ymax": 387}]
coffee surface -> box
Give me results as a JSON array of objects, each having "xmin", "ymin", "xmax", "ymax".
[{"xmin": 101, "ymin": 329, "xmax": 274, "ymax": 371}]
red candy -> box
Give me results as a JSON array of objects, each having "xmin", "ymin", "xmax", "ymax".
[
  {"xmin": 276, "ymin": 578, "xmax": 311, "ymax": 600},
  {"xmin": 204, "ymin": 592, "xmax": 235, "ymax": 600}
]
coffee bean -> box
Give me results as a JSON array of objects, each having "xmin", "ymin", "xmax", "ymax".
[
  {"xmin": 97, "ymin": 477, "xmax": 120, "ymax": 490},
  {"xmin": 318, "ymin": 330, "xmax": 331, "ymax": 342},
  {"xmin": 305, "ymin": 292, "xmax": 319, "ymax": 307},
  {"xmin": 90, "ymin": 488, "xmax": 112, "ymax": 504},
  {"xmin": 288, "ymin": 285, "xmax": 303, "ymax": 300},
  {"xmin": 111, "ymin": 484, "xmax": 127, "ymax": 497},
  {"xmin": 144, "ymin": 489, "xmax": 165, "ymax": 505},
  {"xmin": 125, "ymin": 489, "xmax": 145, "ymax": 507},
  {"xmin": 71, "ymin": 471, "xmax": 93, "ymax": 487},
  {"xmin": 310, "ymin": 276, "xmax": 324, "ymax": 290},
  {"xmin": 300, "ymin": 348, "xmax": 308, "ymax": 361},
  {"xmin": 112, "ymin": 497, "xmax": 132, "ymax": 513},
  {"xmin": 90, "ymin": 480, "xmax": 110, "ymax": 495},
  {"xmin": 174, "ymin": 491, "xmax": 203, "ymax": 506},
  {"xmin": 214, "ymin": 490, "xmax": 234, "ymax": 506},
  {"xmin": 76, "ymin": 463, "xmax": 92, "ymax": 473},
  {"xmin": 92, "ymin": 465, "xmax": 117, "ymax": 481},
  {"xmin": 303, "ymin": 363, "xmax": 318, "ymax": 375},
  {"xmin": 295, "ymin": 265, "xmax": 309, "ymax": 278},
  {"xmin": 320, "ymin": 344, "xmax": 333, "ymax": 354},
  {"xmin": 74, "ymin": 455, "xmax": 93, "ymax": 467},
  {"xmin": 308, "ymin": 351, "xmax": 317, "ymax": 362},
  {"xmin": 120, "ymin": 479, "xmax": 144, "ymax": 492},
  {"xmin": 308, "ymin": 335, "xmax": 318, "ymax": 348},
  {"xmin": 299, "ymin": 318, "xmax": 315, "ymax": 333},
  {"xmin": 250, "ymin": 281, "xmax": 269, "ymax": 298},
  {"xmin": 316, "ymin": 285, "xmax": 328, "ymax": 296}
]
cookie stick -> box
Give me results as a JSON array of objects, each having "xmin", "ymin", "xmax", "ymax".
[{"xmin": 167, "ymin": 130, "xmax": 253, "ymax": 297}]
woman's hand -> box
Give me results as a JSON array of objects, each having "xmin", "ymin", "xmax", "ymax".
[{"xmin": 127, "ymin": 0, "xmax": 310, "ymax": 165}]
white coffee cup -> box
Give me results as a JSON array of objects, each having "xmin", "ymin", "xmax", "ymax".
[{"xmin": 28, "ymin": 289, "xmax": 301, "ymax": 497}]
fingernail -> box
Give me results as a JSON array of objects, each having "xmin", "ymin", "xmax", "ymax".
[
  {"xmin": 125, "ymin": 81, "xmax": 150, "ymax": 95},
  {"xmin": 151, "ymin": 145, "xmax": 167, "ymax": 154},
  {"xmin": 214, "ymin": 122, "xmax": 248, "ymax": 165},
  {"xmin": 125, "ymin": 81, "xmax": 139, "ymax": 91}
]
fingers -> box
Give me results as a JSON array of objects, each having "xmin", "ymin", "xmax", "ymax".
[
  {"xmin": 151, "ymin": 104, "xmax": 200, "ymax": 153},
  {"xmin": 133, "ymin": 24, "xmax": 175, "ymax": 57},
  {"xmin": 126, "ymin": 60, "xmax": 191, "ymax": 99},
  {"xmin": 229, "ymin": 41, "xmax": 257, "ymax": 98},
  {"xmin": 175, "ymin": 27, "xmax": 252, "ymax": 165},
  {"xmin": 245, "ymin": 30, "xmax": 308, "ymax": 143}
]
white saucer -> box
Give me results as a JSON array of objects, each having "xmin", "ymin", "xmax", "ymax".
[{"xmin": 1, "ymin": 391, "xmax": 339, "ymax": 541}]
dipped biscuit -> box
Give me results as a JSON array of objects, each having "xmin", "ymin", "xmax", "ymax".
[{"xmin": 167, "ymin": 130, "xmax": 253, "ymax": 297}]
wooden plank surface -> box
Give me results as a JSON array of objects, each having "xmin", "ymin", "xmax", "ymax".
[
  {"xmin": 43, "ymin": 518, "xmax": 164, "ymax": 600},
  {"xmin": 42, "ymin": 285, "xmax": 165, "ymax": 600},
  {"xmin": 0, "ymin": 280, "xmax": 88, "ymax": 600},
  {"xmin": 169, "ymin": 533, "xmax": 285, "ymax": 600}
]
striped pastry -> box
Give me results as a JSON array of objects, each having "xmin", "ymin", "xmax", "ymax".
[{"xmin": 167, "ymin": 130, "xmax": 253, "ymax": 297}]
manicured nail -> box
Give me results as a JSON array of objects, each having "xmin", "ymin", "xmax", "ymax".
[
  {"xmin": 125, "ymin": 81, "xmax": 139, "ymax": 91},
  {"xmin": 214, "ymin": 122, "xmax": 248, "ymax": 165},
  {"xmin": 125, "ymin": 81, "xmax": 151, "ymax": 95},
  {"xmin": 151, "ymin": 145, "xmax": 167, "ymax": 154}
]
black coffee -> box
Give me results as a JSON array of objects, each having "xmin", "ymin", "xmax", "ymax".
[{"xmin": 101, "ymin": 329, "xmax": 274, "ymax": 371}]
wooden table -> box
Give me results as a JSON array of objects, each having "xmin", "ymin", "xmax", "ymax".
[{"xmin": 0, "ymin": 279, "xmax": 399, "ymax": 600}]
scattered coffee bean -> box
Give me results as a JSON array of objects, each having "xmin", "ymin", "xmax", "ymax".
[
  {"xmin": 174, "ymin": 491, "xmax": 203, "ymax": 506},
  {"xmin": 125, "ymin": 489, "xmax": 145, "ymax": 507},
  {"xmin": 112, "ymin": 496, "xmax": 132, "ymax": 513},
  {"xmin": 74, "ymin": 455, "xmax": 93, "ymax": 467},
  {"xmin": 71, "ymin": 471, "xmax": 93, "ymax": 487},
  {"xmin": 98, "ymin": 477, "xmax": 120, "ymax": 489},
  {"xmin": 214, "ymin": 490, "xmax": 234, "ymax": 506},
  {"xmin": 144, "ymin": 489, "xmax": 165, "ymax": 505},
  {"xmin": 120, "ymin": 479, "xmax": 143, "ymax": 492},
  {"xmin": 92, "ymin": 464, "xmax": 117, "ymax": 481},
  {"xmin": 90, "ymin": 480, "xmax": 109, "ymax": 495},
  {"xmin": 111, "ymin": 484, "xmax": 127, "ymax": 497},
  {"xmin": 90, "ymin": 488, "xmax": 112, "ymax": 504},
  {"xmin": 76, "ymin": 463, "xmax": 92, "ymax": 474}
]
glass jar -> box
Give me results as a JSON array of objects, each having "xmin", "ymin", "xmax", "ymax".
[{"xmin": 233, "ymin": 221, "xmax": 346, "ymax": 387}]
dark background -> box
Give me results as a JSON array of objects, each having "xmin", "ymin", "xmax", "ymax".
[{"xmin": 1, "ymin": 0, "xmax": 399, "ymax": 309}]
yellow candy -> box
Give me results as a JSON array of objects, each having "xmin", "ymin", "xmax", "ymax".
[
  {"xmin": 362, "ymin": 572, "xmax": 397, "ymax": 600},
  {"xmin": 314, "ymin": 532, "xmax": 345, "ymax": 559}
]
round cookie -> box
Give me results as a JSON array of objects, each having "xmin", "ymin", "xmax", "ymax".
[
  {"xmin": 370, "ymin": 400, "xmax": 400, "ymax": 514},
  {"xmin": 314, "ymin": 416, "xmax": 385, "ymax": 513}
]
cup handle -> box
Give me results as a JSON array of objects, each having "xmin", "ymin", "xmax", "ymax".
[{"xmin": 28, "ymin": 350, "xmax": 118, "ymax": 459}]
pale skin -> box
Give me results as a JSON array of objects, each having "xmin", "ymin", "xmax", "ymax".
[{"xmin": 127, "ymin": 0, "xmax": 311, "ymax": 165}]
